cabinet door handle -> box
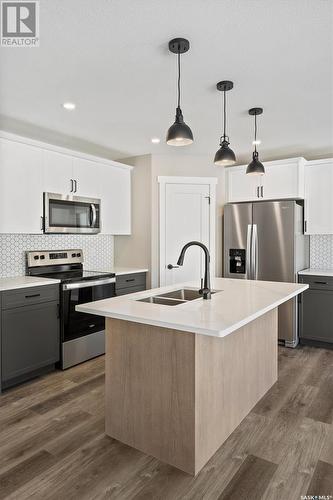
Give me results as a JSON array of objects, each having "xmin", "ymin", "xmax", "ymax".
[
  {"xmin": 256, "ymin": 186, "xmax": 260, "ymax": 198},
  {"xmin": 70, "ymin": 179, "xmax": 74, "ymax": 192},
  {"xmin": 25, "ymin": 293, "xmax": 41, "ymax": 299},
  {"xmin": 74, "ymin": 179, "xmax": 78, "ymax": 193},
  {"xmin": 313, "ymin": 281, "xmax": 328, "ymax": 285},
  {"xmin": 125, "ymin": 278, "xmax": 135, "ymax": 282},
  {"xmin": 261, "ymin": 186, "xmax": 264, "ymax": 198},
  {"xmin": 304, "ymin": 220, "xmax": 307, "ymax": 233}
]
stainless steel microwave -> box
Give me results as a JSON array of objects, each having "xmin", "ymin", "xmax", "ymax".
[{"xmin": 43, "ymin": 193, "xmax": 101, "ymax": 234}]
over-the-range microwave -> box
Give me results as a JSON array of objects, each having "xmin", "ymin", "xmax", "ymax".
[{"xmin": 43, "ymin": 192, "xmax": 101, "ymax": 234}]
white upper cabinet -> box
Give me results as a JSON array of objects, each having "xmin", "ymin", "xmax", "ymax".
[
  {"xmin": 43, "ymin": 149, "xmax": 74, "ymax": 194},
  {"xmin": 99, "ymin": 164, "xmax": 131, "ymax": 235},
  {"xmin": 304, "ymin": 159, "xmax": 333, "ymax": 234},
  {"xmin": 0, "ymin": 138, "xmax": 43, "ymax": 233},
  {"xmin": 225, "ymin": 157, "xmax": 305, "ymax": 203},
  {"xmin": 225, "ymin": 165, "xmax": 258, "ymax": 202},
  {"xmin": 260, "ymin": 158, "xmax": 305, "ymax": 200},
  {"xmin": 0, "ymin": 133, "xmax": 132, "ymax": 235},
  {"xmin": 43, "ymin": 152, "xmax": 101, "ymax": 197},
  {"xmin": 72, "ymin": 158, "xmax": 101, "ymax": 198}
]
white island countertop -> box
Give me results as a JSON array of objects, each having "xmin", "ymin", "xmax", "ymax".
[
  {"xmin": 76, "ymin": 277, "xmax": 308, "ymax": 338},
  {"xmin": 0, "ymin": 276, "xmax": 60, "ymax": 291}
]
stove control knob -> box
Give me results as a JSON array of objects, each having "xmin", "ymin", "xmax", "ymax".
[
  {"xmin": 71, "ymin": 253, "xmax": 76, "ymax": 258},
  {"xmin": 77, "ymin": 253, "xmax": 81, "ymax": 257},
  {"xmin": 34, "ymin": 255, "xmax": 39, "ymax": 260},
  {"xmin": 40, "ymin": 255, "xmax": 45, "ymax": 260}
]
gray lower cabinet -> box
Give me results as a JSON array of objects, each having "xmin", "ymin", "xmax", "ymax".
[
  {"xmin": 1, "ymin": 284, "xmax": 60, "ymax": 390},
  {"xmin": 116, "ymin": 272, "xmax": 146, "ymax": 296},
  {"xmin": 298, "ymin": 275, "xmax": 333, "ymax": 344}
]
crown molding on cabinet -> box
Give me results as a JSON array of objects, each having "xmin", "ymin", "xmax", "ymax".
[{"xmin": 0, "ymin": 130, "xmax": 133, "ymax": 171}]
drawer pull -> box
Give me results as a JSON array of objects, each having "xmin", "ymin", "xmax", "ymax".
[
  {"xmin": 313, "ymin": 281, "xmax": 328, "ymax": 285},
  {"xmin": 25, "ymin": 293, "xmax": 41, "ymax": 299},
  {"xmin": 125, "ymin": 278, "xmax": 135, "ymax": 282}
]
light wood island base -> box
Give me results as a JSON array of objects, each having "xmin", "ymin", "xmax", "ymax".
[{"xmin": 105, "ymin": 308, "xmax": 278, "ymax": 475}]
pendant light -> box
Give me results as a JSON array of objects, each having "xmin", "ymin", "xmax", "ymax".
[
  {"xmin": 166, "ymin": 38, "xmax": 194, "ymax": 146},
  {"xmin": 214, "ymin": 81, "xmax": 236, "ymax": 166},
  {"xmin": 246, "ymin": 107, "xmax": 265, "ymax": 175}
]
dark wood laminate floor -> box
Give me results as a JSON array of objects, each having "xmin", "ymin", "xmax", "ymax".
[{"xmin": 0, "ymin": 346, "xmax": 332, "ymax": 499}]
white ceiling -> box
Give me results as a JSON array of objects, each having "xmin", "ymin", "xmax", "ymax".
[{"xmin": 0, "ymin": 0, "xmax": 332, "ymax": 162}]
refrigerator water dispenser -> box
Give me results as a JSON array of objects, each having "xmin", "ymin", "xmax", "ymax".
[{"xmin": 229, "ymin": 249, "xmax": 246, "ymax": 274}]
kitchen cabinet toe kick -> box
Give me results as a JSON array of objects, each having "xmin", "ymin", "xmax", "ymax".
[{"xmin": 104, "ymin": 309, "xmax": 278, "ymax": 475}]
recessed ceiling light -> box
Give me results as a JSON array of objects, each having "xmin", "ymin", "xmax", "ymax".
[
  {"xmin": 63, "ymin": 102, "xmax": 76, "ymax": 111},
  {"xmin": 151, "ymin": 137, "xmax": 160, "ymax": 144},
  {"xmin": 252, "ymin": 139, "xmax": 261, "ymax": 145}
]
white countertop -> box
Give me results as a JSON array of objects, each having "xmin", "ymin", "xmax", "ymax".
[
  {"xmin": 0, "ymin": 276, "xmax": 60, "ymax": 291},
  {"xmin": 112, "ymin": 267, "xmax": 148, "ymax": 276},
  {"xmin": 76, "ymin": 278, "xmax": 308, "ymax": 338},
  {"xmin": 298, "ymin": 268, "xmax": 333, "ymax": 277}
]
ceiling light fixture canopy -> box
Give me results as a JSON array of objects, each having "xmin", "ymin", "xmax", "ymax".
[
  {"xmin": 246, "ymin": 107, "xmax": 265, "ymax": 175},
  {"xmin": 166, "ymin": 38, "xmax": 193, "ymax": 146},
  {"xmin": 214, "ymin": 81, "xmax": 236, "ymax": 166}
]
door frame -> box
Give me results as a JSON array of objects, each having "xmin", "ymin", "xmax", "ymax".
[{"xmin": 158, "ymin": 176, "xmax": 217, "ymax": 286}]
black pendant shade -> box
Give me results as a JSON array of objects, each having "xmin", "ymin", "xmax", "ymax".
[
  {"xmin": 166, "ymin": 38, "xmax": 193, "ymax": 147},
  {"xmin": 246, "ymin": 151, "xmax": 265, "ymax": 175},
  {"xmin": 246, "ymin": 107, "xmax": 265, "ymax": 175},
  {"xmin": 214, "ymin": 139, "xmax": 236, "ymax": 165},
  {"xmin": 166, "ymin": 106, "xmax": 194, "ymax": 146},
  {"xmin": 214, "ymin": 80, "xmax": 236, "ymax": 166}
]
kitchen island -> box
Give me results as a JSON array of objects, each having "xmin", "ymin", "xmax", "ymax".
[{"xmin": 77, "ymin": 277, "xmax": 307, "ymax": 475}]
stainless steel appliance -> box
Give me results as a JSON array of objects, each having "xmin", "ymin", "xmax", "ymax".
[
  {"xmin": 223, "ymin": 200, "xmax": 309, "ymax": 347},
  {"xmin": 43, "ymin": 193, "xmax": 101, "ymax": 234},
  {"xmin": 26, "ymin": 250, "xmax": 115, "ymax": 368}
]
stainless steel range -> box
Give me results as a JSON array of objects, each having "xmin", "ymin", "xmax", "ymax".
[{"xmin": 26, "ymin": 250, "xmax": 115, "ymax": 369}]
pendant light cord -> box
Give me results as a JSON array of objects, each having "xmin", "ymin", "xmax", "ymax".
[
  {"xmin": 223, "ymin": 90, "xmax": 226, "ymax": 139},
  {"xmin": 254, "ymin": 113, "xmax": 257, "ymax": 153},
  {"xmin": 177, "ymin": 52, "xmax": 181, "ymax": 108}
]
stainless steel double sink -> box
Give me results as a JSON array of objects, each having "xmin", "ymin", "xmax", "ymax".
[{"xmin": 137, "ymin": 288, "xmax": 218, "ymax": 306}]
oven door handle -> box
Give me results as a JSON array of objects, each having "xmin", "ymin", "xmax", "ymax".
[
  {"xmin": 90, "ymin": 204, "xmax": 97, "ymax": 227},
  {"xmin": 62, "ymin": 277, "xmax": 115, "ymax": 290}
]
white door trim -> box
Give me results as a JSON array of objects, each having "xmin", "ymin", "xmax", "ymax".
[
  {"xmin": 158, "ymin": 175, "xmax": 218, "ymax": 185},
  {"xmin": 158, "ymin": 176, "xmax": 217, "ymax": 286}
]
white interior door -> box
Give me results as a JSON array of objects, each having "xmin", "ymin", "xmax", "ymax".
[{"xmin": 160, "ymin": 179, "xmax": 216, "ymax": 287}]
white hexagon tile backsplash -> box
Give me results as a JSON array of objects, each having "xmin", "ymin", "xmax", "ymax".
[
  {"xmin": 0, "ymin": 233, "xmax": 331, "ymax": 279},
  {"xmin": 0, "ymin": 234, "xmax": 114, "ymax": 278},
  {"xmin": 310, "ymin": 235, "xmax": 333, "ymax": 270}
]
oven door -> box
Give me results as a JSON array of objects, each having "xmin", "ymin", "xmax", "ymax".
[
  {"xmin": 61, "ymin": 278, "xmax": 115, "ymax": 342},
  {"xmin": 44, "ymin": 193, "xmax": 101, "ymax": 234}
]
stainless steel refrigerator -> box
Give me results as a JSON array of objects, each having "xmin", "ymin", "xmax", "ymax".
[{"xmin": 223, "ymin": 200, "xmax": 309, "ymax": 347}]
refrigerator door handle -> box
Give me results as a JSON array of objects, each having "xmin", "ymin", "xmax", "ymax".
[
  {"xmin": 246, "ymin": 224, "xmax": 252, "ymax": 279},
  {"xmin": 252, "ymin": 224, "xmax": 258, "ymax": 280}
]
